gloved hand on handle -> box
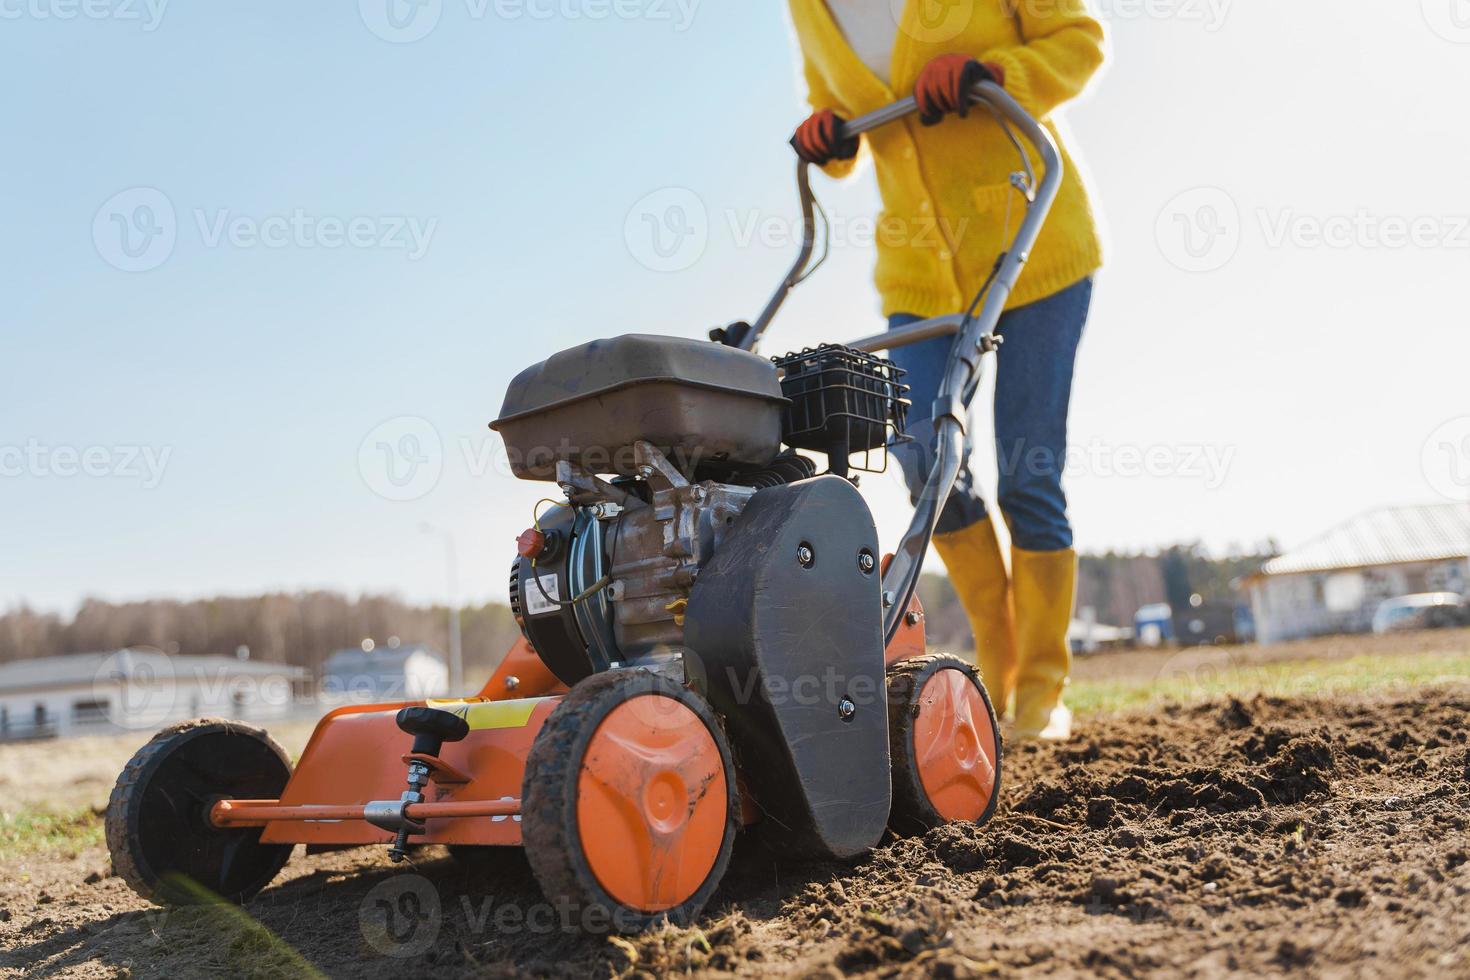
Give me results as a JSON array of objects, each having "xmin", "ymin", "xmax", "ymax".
[
  {"xmin": 791, "ymin": 108, "xmax": 860, "ymax": 167},
  {"xmin": 914, "ymin": 54, "xmax": 1006, "ymax": 126}
]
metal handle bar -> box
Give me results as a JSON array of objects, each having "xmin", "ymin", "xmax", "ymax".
[
  {"xmin": 739, "ymin": 82, "xmax": 1066, "ymax": 643},
  {"xmin": 744, "ymin": 82, "xmax": 1062, "ymax": 355}
]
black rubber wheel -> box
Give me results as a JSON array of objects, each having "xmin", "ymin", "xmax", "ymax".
[
  {"xmin": 521, "ymin": 669, "xmax": 738, "ymax": 933},
  {"xmin": 105, "ymin": 719, "xmax": 295, "ymax": 905},
  {"xmin": 887, "ymin": 654, "xmax": 1003, "ymax": 836}
]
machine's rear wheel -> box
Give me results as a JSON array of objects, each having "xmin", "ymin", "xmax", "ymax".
[
  {"xmin": 521, "ymin": 670, "xmax": 736, "ymax": 933},
  {"xmin": 106, "ymin": 719, "xmax": 295, "ymax": 905},
  {"xmin": 887, "ymin": 654, "xmax": 1002, "ymax": 835}
]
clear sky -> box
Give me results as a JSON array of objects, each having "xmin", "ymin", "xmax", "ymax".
[{"xmin": 4, "ymin": 1, "xmax": 1469, "ymax": 614}]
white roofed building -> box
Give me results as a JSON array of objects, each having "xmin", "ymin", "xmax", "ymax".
[
  {"xmin": 320, "ymin": 643, "xmax": 448, "ymax": 703},
  {"xmin": 0, "ymin": 649, "xmax": 308, "ymax": 741},
  {"xmin": 1240, "ymin": 503, "xmax": 1470, "ymax": 644}
]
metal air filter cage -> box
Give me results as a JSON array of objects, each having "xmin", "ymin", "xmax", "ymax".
[{"xmin": 773, "ymin": 344, "xmax": 909, "ymax": 476}]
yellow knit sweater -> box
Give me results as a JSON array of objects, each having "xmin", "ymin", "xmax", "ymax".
[{"xmin": 789, "ymin": 0, "xmax": 1107, "ymax": 317}]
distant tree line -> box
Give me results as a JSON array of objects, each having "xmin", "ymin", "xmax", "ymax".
[
  {"xmin": 1, "ymin": 542, "xmax": 1275, "ymax": 677},
  {"xmin": 0, "ymin": 592, "xmax": 523, "ymax": 687}
]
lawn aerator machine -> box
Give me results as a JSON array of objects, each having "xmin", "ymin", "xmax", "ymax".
[{"xmin": 106, "ymin": 81, "xmax": 1061, "ymax": 931}]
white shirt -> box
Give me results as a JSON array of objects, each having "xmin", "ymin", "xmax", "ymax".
[{"xmin": 825, "ymin": 0, "xmax": 899, "ymax": 85}]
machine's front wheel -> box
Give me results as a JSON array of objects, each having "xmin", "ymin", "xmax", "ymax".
[
  {"xmin": 105, "ymin": 719, "xmax": 295, "ymax": 905},
  {"xmin": 521, "ymin": 669, "xmax": 737, "ymax": 933},
  {"xmin": 887, "ymin": 654, "xmax": 1003, "ymax": 835}
]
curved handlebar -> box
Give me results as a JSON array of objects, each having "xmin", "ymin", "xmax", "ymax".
[
  {"xmin": 743, "ymin": 80, "xmax": 1063, "ymax": 354},
  {"xmin": 740, "ymin": 81, "xmax": 1066, "ymax": 644}
]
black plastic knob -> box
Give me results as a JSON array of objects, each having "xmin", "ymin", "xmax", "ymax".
[{"xmin": 395, "ymin": 706, "xmax": 470, "ymax": 757}]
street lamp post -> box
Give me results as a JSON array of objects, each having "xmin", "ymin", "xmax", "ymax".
[{"xmin": 420, "ymin": 523, "xmax": 463, "ymax": 694}]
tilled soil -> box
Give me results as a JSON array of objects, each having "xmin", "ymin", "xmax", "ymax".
[{"xmin": 4, "ymin": 686, "xmax": 1468, "ymax": 979}]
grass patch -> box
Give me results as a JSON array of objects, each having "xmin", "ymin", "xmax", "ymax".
[
  {"xmin": 0, "ymin": 806, "xmax": 104, "ymax": 859},
  {"xmin": 1070, "ymin": 649, "xmax": 1470, "ymax": 716}
]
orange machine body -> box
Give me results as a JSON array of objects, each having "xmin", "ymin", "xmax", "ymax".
[
  {"xmin": 255, "ymin": 695, "xmax": 559, "ymax": 847},
  {"xmin": 882, "ymin": 553, "xmax": 929, "ymax": 665},
  {"xmin": 227, "ymin": 615, "xmax": 924, "ymax": 848}
]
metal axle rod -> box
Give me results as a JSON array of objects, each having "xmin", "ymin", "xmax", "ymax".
[{"xmin": 209, "ymin": 797, "xmax": 521, "ymax": 829}]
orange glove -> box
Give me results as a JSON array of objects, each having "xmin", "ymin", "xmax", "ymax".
[
  {"xmin": 791, "ymin": 108, "xmax": 860, "ymax": 166},
  {"xmin": 914, "ymin": 54, "xmax": 1005, "ymax": 126}
]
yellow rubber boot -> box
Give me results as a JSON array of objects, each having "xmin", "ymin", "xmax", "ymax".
[
  {"xmin": 1011, "ymin": 546, "xmax": 1078, "ymax": 740},
  {"xmin": 933, "ymin": 516, "xmax": 1017, "ymax": 717}
]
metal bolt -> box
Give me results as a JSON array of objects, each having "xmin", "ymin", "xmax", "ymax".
[
  {"xmin": 504, "ymin": 675, "xmax": 520, "ymax": 691},
  {"xmin": 857, "ymin": 550, "xmax": 876, "ymax": 574},
  {"xmin": 906, "ymin": 610, "xmax": 923, "ymax": 626},
  {"xmin": 797, "ymin": 544, "xmax": 815, "ymax": 568},
  {"xmin": 882, "ymin": 590, "xmax": 896, "ymax": 608},
  {"xmin": 838, "ymin": 697, "xmax": 857, "ymax": 721}
]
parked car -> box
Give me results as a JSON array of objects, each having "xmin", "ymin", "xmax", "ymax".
[
  {"xmin": 1371, "ymin": 593, "xmax": 1470, "ymax": 634},
  {"xmin": 1173, "ymin": 601, "xmax": 1240, "ymax": 646}
]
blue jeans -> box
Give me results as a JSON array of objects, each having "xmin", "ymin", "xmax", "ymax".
[{"xmin": 887, "ymin": 278, "xmax": 1092, "ymax": 551}]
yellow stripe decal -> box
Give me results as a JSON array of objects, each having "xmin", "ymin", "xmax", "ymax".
[{"xmin": 425, "ymin": 697, "xmax": 551, "ymax": 731}]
